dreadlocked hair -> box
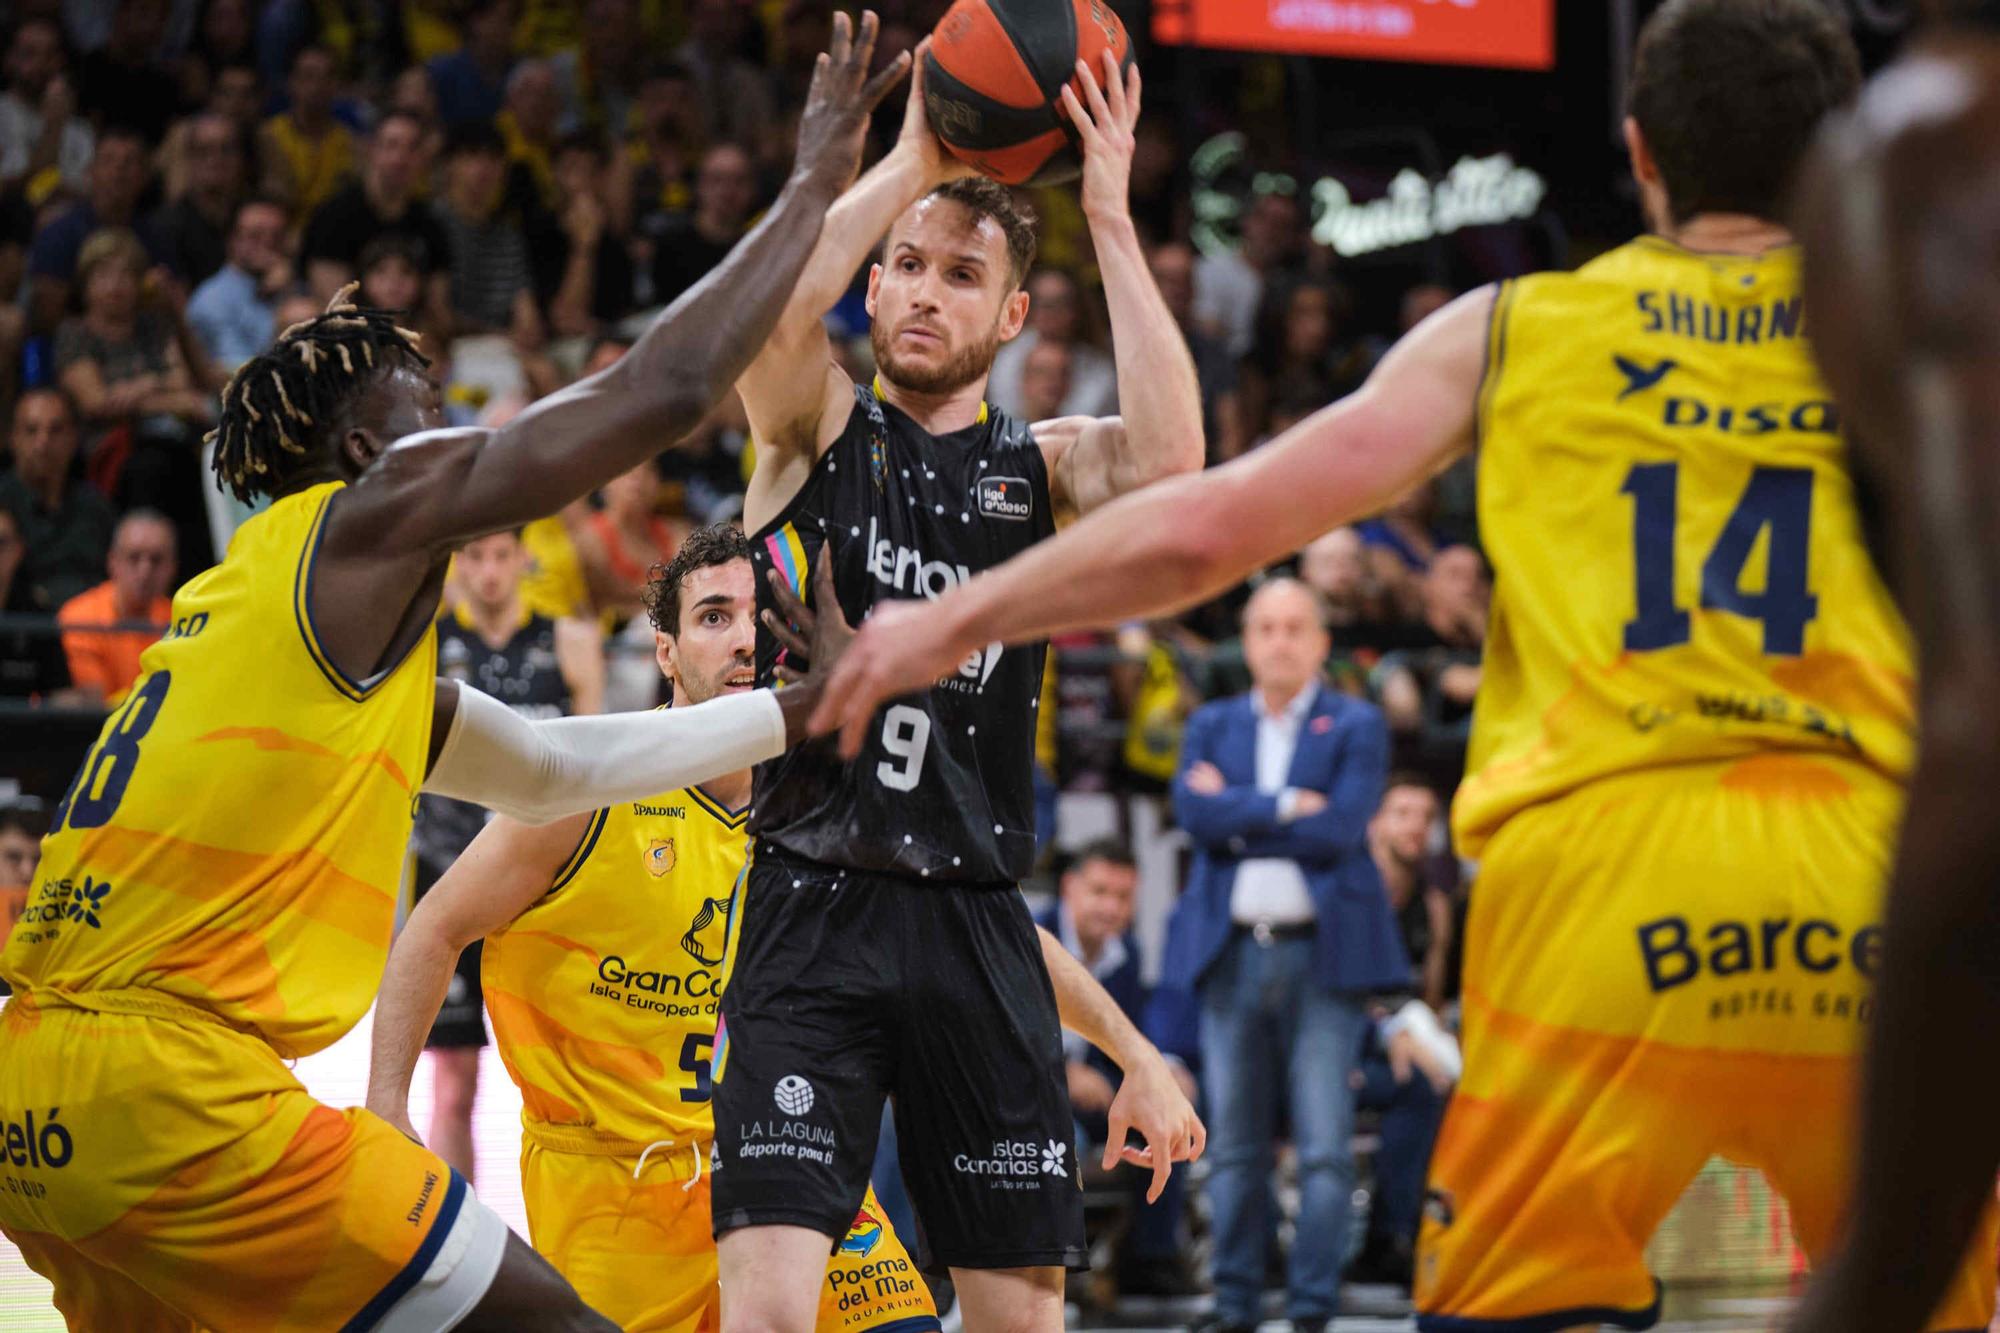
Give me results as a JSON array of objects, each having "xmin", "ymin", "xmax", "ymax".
[{"xmin": 207, "ymin": 284, "xmax": 430, "ymax": 504}]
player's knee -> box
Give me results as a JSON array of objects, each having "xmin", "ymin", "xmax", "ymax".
[{"xmin": 433, "ymin": 1052, "xmax": 479, "ymax": 1116}]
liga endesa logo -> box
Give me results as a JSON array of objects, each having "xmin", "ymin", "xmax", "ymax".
[{"xmin": 976, "ymin": 476, "xmax": 1032, "ymax": 522}]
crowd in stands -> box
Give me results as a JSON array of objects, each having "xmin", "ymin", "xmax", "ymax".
[{"xmin": 0, "ymin": 0, "xmax": 1497, "ymax": 1315}]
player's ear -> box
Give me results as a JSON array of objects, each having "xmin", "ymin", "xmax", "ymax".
[
  {"xmin": 341, "ymin": 427, "xmax": 384, "ymax": 475},
  {"xmin": 865, "ymin": 262, "xmax": 883, "ymax": 318},
  {"xmin": 1622, "ymin": 116, "xmax": 1659, "ymax": 189},
  {"xmin": 998, "ymin": 286, "xmax": 1030, "ymax": 342},
  {"xmin": 656, "ymin": 631, "xmax": 679, "ymax": 689}
]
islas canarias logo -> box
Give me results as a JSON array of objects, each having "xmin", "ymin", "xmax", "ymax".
[
  {"xmin": 681, "ymin": 896, "xmax": 733, "ymax": 967},
  {"xmin": 646, "ymin": 838, "xmax": 676, "ymax": 877},
  {"xmin": 840, "ymin": 1207, "xmax": 884, "ymax": 1257}
]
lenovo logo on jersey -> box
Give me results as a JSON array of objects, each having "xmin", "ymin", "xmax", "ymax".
[
  {"xmin": 977, "ymin": 476, "xmax": 1032, "ymax": 522},
  {"xmin": 865, "ymin": 518, "xmax": 972, "ymax": 598}
]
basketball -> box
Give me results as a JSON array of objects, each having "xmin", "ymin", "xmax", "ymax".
[{"xmin": 922, "ymin": 0, "xmax": 1135, "ymax": 186}]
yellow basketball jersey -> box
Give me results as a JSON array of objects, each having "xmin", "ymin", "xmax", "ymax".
[
  {"xmin": 482, "ymin": 784, "xmax": 749, "ymax": 1147},
  {"xmin": 1454, "ymin": 238, "xmax": 1912, "ymax": 855},
  {"xmin": 1, "ymin": 481, "xmax": 438, "ymax": 1055}
]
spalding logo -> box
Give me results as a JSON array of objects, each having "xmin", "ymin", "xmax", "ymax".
[{"xmin": 926, "ymin": 90, "xmax": 982, "ymax": 141}]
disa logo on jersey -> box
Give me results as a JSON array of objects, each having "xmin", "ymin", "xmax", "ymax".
[{"xmin": 977, "ymin": 476, "xmax": 1032, "ymax": 522}]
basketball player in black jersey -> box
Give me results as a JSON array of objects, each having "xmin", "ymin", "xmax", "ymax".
[
  {"xmin": 413, "ymin": 528, "xmax": 603, "ymax": 1182},
  {"xmin": 1785, "ymin": 8, "xmax": 2000, "ymax": 1331},
  {"xmin": 715, "ymin": 51, "xmax": 1205, "ymax": 1333}
]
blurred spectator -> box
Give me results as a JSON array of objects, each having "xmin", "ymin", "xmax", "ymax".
[
  {"xmin": 145, "ymin": 111, "xmax": 247, "ymax": 285},
  {"xmin": 1197, "ymin": 188, "xmax": 1303, "ymax": 360},
  {"xmin": 1357, "ymin": 481, "xmax": 1451, "ymax": 615},
  {"xmin": 435, "ymin": 122, "xmax": 541, "ymax": 342},
  {"xmin": 1036, "ymin": 839, "xmax": 1202, "ymax": 1297},
  {"xmin": 1399, "ymin": 282, "xmax": 1453, "ymax": 335},
  {"xmin": 27, "ymin": 124, "xmax": 153, "ymax": 335},
  {"xmin": 988, "ymin": 267, "xmax": 1116, "ymax": 420},
  {"xmin": 537, "ymin": 133, "xmax": 635, "ymax": 339},
  {"xmin": 74, "ymin": 0, "xmax": 180, "ymax": 144},
  {"xmin": 0, "ymin": 505, "xmax": 73, "ymax": 702},
  {"xmin": 427, "ymin": 0, "xmax": 515, "ymax": 129},
  {"xmin": 173, "ymin": 0, "xmax": 256, "ymax": 110},
  {"xmin": 675, "ymin": 0, "xmax": 779, "ymax": 166},
  {"xmin": 1149, "ymin": 238, "xmax": 1245, "ymax": 463},
  {"xmin": 0, "ymin": 387, "xmax": 115, "ymax": 610},
  {"xmin": 356, "ymin": 234, "xmax": 449, "ymax": 364},
  {"xmin": 550, "ymin": 0, "xmax": 646, "ymax": 142},
  {"xmin": 0, "ymin": 17, "xmax": 94, "ymax": 203},
  {"xmin": 611, "ymin": 61, "xmax": 700, "ymax": 238},
  {"xmin": 646, "ymin": 141, "xmax": 756, "ymax": 309},
  {"xmin": 1128, "ymin": 116, "xmax": 1189, "ymax": 247},
  {"xmin": 159, "ymin": 60, "xmax": 262, "ymax": 202},
  {"xmin": 0, "ymin": 192, "xmax": 29, "ymax": 414},
  {"xmin": 1375, "ymin": 545, "xmax": 1488, "ymax": 775},
  {"xmin": 771, "ymin": 0, "xmax": 833, "ymax": 112},
  {"xmin": 1016, "ymin": 339, "xmax": 1071, "ymax": 424},
  {"xmin": 1299, "ymin": 526, "xmax": 1406, "ymax": 657},
  {"xmin": 300, "ymin": 110, "xmax": 450, "ymax": 320},
  {"xmin": 57, "ymin": 507, "xmax": 175, "ymax": 705},
  {"xmin": 1346, "ymin": 774, "xmax": 1459, "ymax": 1288},
  {"xmin": 1240, "ymin": 275, "xmax": 1372, "ymax": 444},
  {"xmin": 574, "ymin": 459, "xmax": 683, "ymax": 621},
  {"xmin": 388, "ymin": 64, "xmax": 448, "ymax": 189},
  {"xmin": 187, "ymin": 195, "xmax": 290, "ymax": 369},
  {"xmin": 256, "ymin": 45, "xmax": 355, "ymax": 222},
  {"xmin": 0, "ymin": 803, "xmax": 49, "ymax": 973},
  {"xmin": 1167, "ymin": 577, "xmax": 1401, "ymax": 1333},
  {"xmin": 497, "ymin": 58, "xmax": 562, "ymax": 208}
]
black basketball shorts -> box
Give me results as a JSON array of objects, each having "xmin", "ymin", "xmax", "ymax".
[{"xmin": 711, "ymin": 845, "xmax": 1086, "ymax": 1271}]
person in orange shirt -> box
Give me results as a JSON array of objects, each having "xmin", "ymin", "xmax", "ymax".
[{"xmin": 55, "ymin": 508, "xmax": 175, "ymax": 705}]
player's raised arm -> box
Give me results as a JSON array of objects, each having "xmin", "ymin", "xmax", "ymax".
[
  {"xmin": 738, "ymin": 44, "xmax": 972, "ymax": 514},
  {"xmin": 1785, "ymin": 55, "xmax": 2000, "ymax": 1333},
  {"xmin": 811, "ymin": 284, "xmax": 1494, "ymax": 755},
  {"xmin": 366, "ymin": 811, "xmax": 593, "ymax": 1142},
  {"xmin": 1036, "ymin": 52, "xmax": 1204, "ymax": 522},
  {"xmin": 335, "ymin": 13, "xmax": 907, "ymax": 557}
]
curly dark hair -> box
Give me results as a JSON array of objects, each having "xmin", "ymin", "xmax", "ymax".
[
  {"xmin": 643, "ymin": 522, "xmax": 753, "ymax": 635},
  {"xmin": 206, "ymin": 285, "xmax": 430, "ymax": 504}
]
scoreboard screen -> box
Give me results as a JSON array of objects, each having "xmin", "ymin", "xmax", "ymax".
[{"xmin": 1153, "ymin": 0, "xmax": 1555, "ymax": 70}]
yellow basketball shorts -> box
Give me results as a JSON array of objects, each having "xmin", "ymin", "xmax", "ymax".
[
  {"xmin": 0, "ymin": 994, "xmax": 486, "ymax": 1332},
  {"xmin": 521, "ymin": 1136, "xmax": 939, "ymax": 1333},
  {"xmin": 1418, "ymin": 756, "xmax": 1998, "ymax": 1331}
]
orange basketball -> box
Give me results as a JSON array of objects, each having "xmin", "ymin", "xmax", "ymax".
[{"xmin": 922, "ymin": 0, "xmax": 1135, "ymax": 187}]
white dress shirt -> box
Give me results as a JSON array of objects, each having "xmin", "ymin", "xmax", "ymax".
[{"xmin": 1228, "ymin": 683, "xmax": 1320, "ymax": 927}]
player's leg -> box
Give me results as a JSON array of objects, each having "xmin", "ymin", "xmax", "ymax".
[
  {"xmin": 1415, "ymin": 780, "xmax": 1725, "ymax": 1329},
  {"xmin": 425, "ymin": 938, "xmax": 487, "ymax": 1182},
  {"xmin": 892, "ymin": 882, "xmax": 1083, "ymax": 1330},
  {"xmin": 713, "ymin": 855, "xmax": 899, "ymax": 1333},
  {"xmin": 453, "ymin": 1231, "xmax": 620, "ymax": 1332},
  {"xmin": 815, "ymin": 1187, "xmax": 940, "ymax": 1333},
  {"xmin": 949, "ymin": 1266, "xmax": 1064, "ymax": 1333}
]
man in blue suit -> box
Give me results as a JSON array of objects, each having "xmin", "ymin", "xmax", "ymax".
[
  {"xmin": 1168, "ymin": 577, "xmax": 1406, "ymax": 1333},
  {"xmin": 1035, "ymin": 839, "xmax": 1201, "ymax": 1296}
]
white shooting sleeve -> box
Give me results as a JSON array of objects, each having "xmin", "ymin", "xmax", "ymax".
[{"xmin": 423, "ymin": 684, "xmax": 787, "ymax": 824}]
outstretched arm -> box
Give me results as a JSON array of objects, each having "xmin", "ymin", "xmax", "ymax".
[
  {"xmin": 1038, "ymin": 54, "xmax": 1204, "ymax": 521},
  {"xmin": 1036, "ymin": 927, "xmax": 1206, "ymax": 1201},
  {"xmin": 366, "ymin": 811, "xmax": 591, "ymax": 1140},
  {"xmin": 812, "ymin": 285, "xmax": 1493, "ymax": 754},
  {"xmin": 1785, "ymin": 66, "xmax": 2000, "ymax": 1333},
  {"xmin": 337, "ymin": 15, "xmax": 908, "ymax": 556}
]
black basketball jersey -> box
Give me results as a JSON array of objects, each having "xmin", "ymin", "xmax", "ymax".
[
  {"xmin": 750, "ymin": 382, "xmax": 1056, "ymax": 884},
  {"xmin": 414, "ymin": 607, "xmax": 573, "ymax": 873}
]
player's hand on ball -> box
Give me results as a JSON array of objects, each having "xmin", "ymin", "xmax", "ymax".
[
  {"xmin": 1059, "ymin": 49, "xmax": 1141, "ymax": 223},
  {"xmin": 1105, "ymin": 1048, "xmax": 1206, "ymax": 1203},
  {"xmin": 808, "ymin": 599, "xmax": 975, "ymax": 758},
  {"xmin": 897, "ymin": 40, "xmax": 979, "ymax": 186},
  {"xmin": 794, "ymin": 10, "xmax": 913, "ymax": 193}
]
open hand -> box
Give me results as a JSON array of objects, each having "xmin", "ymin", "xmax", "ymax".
[
  {"xmin": 1103, "ymin": 1047, "xmax": 1206, "ymax": 1203},
  {"xmin": 807, "ymin": 596, "xmax": 976, "ymax": 758},
  {"xmin": 794, "ymin": 11, "xmax": 913, "ymax": 194},
  {"xmin": 1058, "ymin": 49, "xmax": 1140, "ymax": 223}
]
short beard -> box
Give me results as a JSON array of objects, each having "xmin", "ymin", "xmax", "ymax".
[{"xmin": 872, "ymin": 318, "xmax": 1002, "ymax": 397}]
